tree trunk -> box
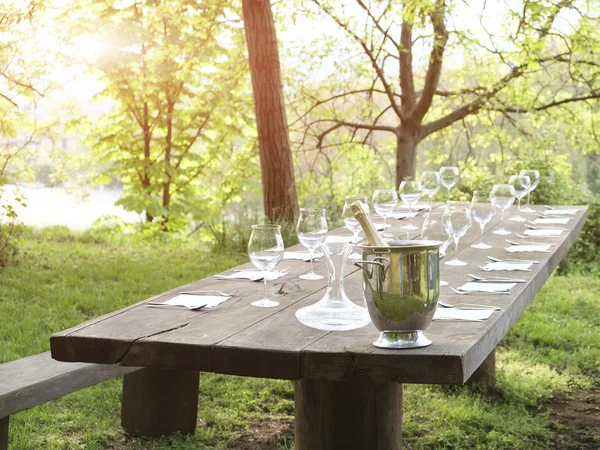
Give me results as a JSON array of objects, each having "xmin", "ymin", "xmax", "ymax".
[
  {"xmin": 161, "ymin": 100, "xmax": 174, "ymax": 231},
  {"xmin": 242, "ymin": 0, "xmax": 298, "ymax": 223},
  {"xmin": 395, "ymin": 128, "xmax": 419, "ymax": 189},
  {"xmin": 142, "ymin": 101, "xmax": 153, "ymax": 223}
]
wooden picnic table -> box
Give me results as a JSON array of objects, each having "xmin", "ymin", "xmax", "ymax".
[{"xmin": 50, "ymin": 204, "xmax": 587, "ymax": 449}]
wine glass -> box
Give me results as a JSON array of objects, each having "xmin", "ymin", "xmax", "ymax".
[
  {"xmin": 422, "ymin": 212, "xmax": 452, "ymax": 286},
  {"xmin": 519, "ymin": 169, "xmax": 540, "ymax": 213},
  {"xmin": 399, "ymin": 181, "xmax": 422, "ymax": 231},
  {"xmin": 470, "ymin": 190, "xmax": 495, "ymax": 250},
  {"xmin": 248, "ymin": 224, "xmax": 285, "ymax": 308},
  {"xmin": 342, "ymin": 196, "xmax": 369, "ymax": 259},
  {"xmin": 439, "ymin": 166, "xmax": 459, "ymax": 201},
  {"xmin": 296, "ymin": 208, "xmax": 328, "ymax": 280},
  {"xmin": 490, "ymin": 184, "xmax": 516, "ymax": 235},
  {"xmin": 508, "ymin": 174, "xmax": 531, "ymax": 222},
  {"xmin": 421, "ymin": 171, "xmax": 441, "ymax": 211},
  {"xmin": 442, "ymin": 201, "xmax": 471, "ymax": 266},
  {"xmin": 372, "ymin": 189, "xmax": 398, "ymax": 236}
]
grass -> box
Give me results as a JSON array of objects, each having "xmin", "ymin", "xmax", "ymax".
[{"xmin": 1, "ymin": 227, "xmax": 599, "ymax": 449}]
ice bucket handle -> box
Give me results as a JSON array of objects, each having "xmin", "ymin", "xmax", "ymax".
[{"xmin": 353, "ymin": 260, "xmax": 385, "ymax": 279}]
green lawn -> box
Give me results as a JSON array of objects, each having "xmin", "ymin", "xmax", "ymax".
[{"xmin": 1, "ymin": 229, "xmax": 599, "ymax": 449}]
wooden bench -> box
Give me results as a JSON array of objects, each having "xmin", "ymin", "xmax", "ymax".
[{"xmin": 0, "ymin": 352, "xmax": 137, "ymax": 450}]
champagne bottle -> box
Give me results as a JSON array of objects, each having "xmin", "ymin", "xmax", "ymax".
[{"xmin": 350, "ymin": 201, "xmax": 389, "ymax": 247}]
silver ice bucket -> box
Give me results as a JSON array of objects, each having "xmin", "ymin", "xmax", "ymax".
[{"xmin": 354, "ymin": 240, "xmax": 442, "ymax": 349}]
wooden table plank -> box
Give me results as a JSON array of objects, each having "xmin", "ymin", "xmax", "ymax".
[{"xmin": 50, "ymin": 205, "xmax": 587, "ymax": 385}]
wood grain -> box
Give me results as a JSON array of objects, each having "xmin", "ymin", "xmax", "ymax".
[
  {"xmin": 49, "ymin": 206, "xmax": 588, "ymax": 385},
  {"xmin": 0, "ymin": 352, "xmax": 137, "ymax": 419},
  {"xmin": 0, "ymin": 416, "xmax": 7, "ymax": 450},
  {"xmin": 294, "ymin": 378, "xmax": 402, "ymax": 450}
]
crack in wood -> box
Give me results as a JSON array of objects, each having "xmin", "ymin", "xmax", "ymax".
[{"xmin": 114, "ymin": 323, "xmax": 190, "ymax": 365}]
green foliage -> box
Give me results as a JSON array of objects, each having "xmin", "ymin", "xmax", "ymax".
[{"xmin": 0, "ymin": 189, "xmax": 25, "ymax": 266}]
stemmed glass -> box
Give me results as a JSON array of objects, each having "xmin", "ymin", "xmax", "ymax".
[
  {"xmin": 399, "ymin": 181, "xmax": 422, "ymax": 231},
  {"xmin": 508, "ymin": 174, "xmax": 531, "ymax": 222},
  {"xmin": 491, "ymin": 184, "xmax": 516, "ymax": 235},
  {"xmin": 439, "ymin": 166, "xmax": 459, "ymax": 201},
  {"xmin": 372, "ymin": 189, "xmax": 398, "ymax": 236},
  {"xmin": 519, "ymin": 169, "xmax": 540, "ymax": 213},
  {"xmin": 296, "ymin": 208, "xmax": 328, "ymax": 280},
  {"xmin": 248, "ymin": 224, "xmax": 285, "ymax": 308},
  {"xmin": 343, "ymin": 196, "xmax": 369, "ymax": 259},
  {"xmin": 470, "ymin": 190, "xmax": 495, "ymax": 249},
  {"xmin": 421, "ymin": 171, "xmax": 441, "ymax": 211},
  {"xmin": 422, "ymin": 212, "xmax": 452, "ymax": 286},
  {"xmin": 442, "ymin": 201, "xmax": 471, "ymax": 266}
]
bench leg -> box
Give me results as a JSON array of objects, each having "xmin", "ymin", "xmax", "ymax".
[
  {"xmin": 121, "ymin": 368, "xmax": 199, "ymax": 437},
  {"xmin": 294, "ymin": 378, "xmax": 403, "ymax": 450},
  {"xmin": 0, "ymin": 416, "xmax": 8, "ymax": 450},
  {"xmin": 467, "ymin": 349, "xmax": 496, "ymax": 392}
]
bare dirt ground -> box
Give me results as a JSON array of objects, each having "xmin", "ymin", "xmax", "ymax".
[{"xmin": 548, "ymin": 389, "xmax": 600, "ymax": 449}]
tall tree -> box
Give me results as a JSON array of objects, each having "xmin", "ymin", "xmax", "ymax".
[
  {"xmin": 293, "ymin": 0, "xmax": 600, "ymax": 187},
  {"xmin": 242, "ymin": 0, "xmax": 298, "ymax": 223},
  {"xmin": 72, "ymin": 0, "xmax": 254, "ymax": 230}
]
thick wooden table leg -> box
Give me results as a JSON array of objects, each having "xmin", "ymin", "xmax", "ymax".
[
  {"xmin": 467, "ymin": 349, "xmax": 496, "ymax": 392},
  {"xmin": 121, "ymin": 368, "xmax": 199, "ymax": 437},
  {"xmin": 294, "ymin": 378, "xmax": 403, "ymax": 450},
  {"xmin": 0, "ymin": 416, "xmax": 8, "ymax": 450}
]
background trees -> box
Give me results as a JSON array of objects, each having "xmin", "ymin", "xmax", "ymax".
[{"xmin": 291, "ymin": 0, "xmax": 600, "ymax": 188}]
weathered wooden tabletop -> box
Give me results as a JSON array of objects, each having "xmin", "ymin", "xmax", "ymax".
[{"xmin": 50, "ymin": 205, "xmax": 587, "ymax": 385}]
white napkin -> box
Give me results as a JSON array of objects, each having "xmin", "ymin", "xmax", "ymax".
[
  {"xmin": 524, "ymin": 229, "xmax": 563, "ymax": 237},
  {"xmin": 505, "ymin": 244, "xmax": 552, "ymax": 253},
  {"xmin": 373, "ymin": 222, "xmax": 392, "ymax": 230},
  {"xmin": 434, "ymin": 308, "xmax": 495, "ymax": 321},
  {"xmin": 543, "ymin": 209, "xmax": 579, "ymax": 215},
  {"xmin": 283, "ymin": 251, "xmax": 323, "ymax": 261},
  {"xmin": 389, "ymin": 211, "xmax": 419, "ymax": 219},
  {"xmin": 458, "ymin": 282, "xmax": 516, "ymax": 292},
  {"xmin": 509, "ymin": 216, "xmax": 528, "ymax": 222},
  {"xmin": 481, "ymin": 262, "xmax": 533, "ymax": 271},
  {"xmin": 162, "ymin": 294, "xmax": 231, "ymax": 308},
  {"xmin": 533, "ymin": 218, "xmax": 571, "ymax": 225},
  {"xmin": 325, "ymin": 235, "xmax": 357, "ymax": 244},
  {"xmin": 396, "ymin": 204, "xmax": 428, "ymax": 211},
  {"xmin": 215, "ymin": 271, "xmax": 286, "ymax": 281}
]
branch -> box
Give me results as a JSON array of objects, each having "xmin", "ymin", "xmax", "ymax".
[
  {"xmin": 355, "ymin": 0, "xmax": 399, "ymax": 48},
  {"xmin": 399, "ymin": 8, "xmax": 415, "ymax": 111},
  {"xmin": 490, "ymin": 90, "xmax": 600, "ymax": 113},
  {"xmin": 0, "ymin": 92, "xmax": 18, "ymax": 107},
  {"xmin": 413, "ymin": 0, "xmax": 448, "ymax": 122}
]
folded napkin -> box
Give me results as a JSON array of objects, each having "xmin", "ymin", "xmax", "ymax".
[
  {"xmin": 283, "ymin": 251, "xmax": 323, "ymax": 261},
  {"xmin": 543, "ymin": 209, "xmax": 579, "ymax": 215},
  {"xmin": 162, "ymin": 294, "xmax": 231, "ymax": 308},
  {"xmin": 434, "ymin": 308, "xmax": 495, "ymax": 321},
  {"xmin": 481, "ymin": 262, "xmax": 533, "ymax": 271},
  {"xmin": 458, "ymin": 282, "xmax": 516, "ymax": 292},
  {"xmin": 325, "ymin": 235, "xmax": 357, "ymax": 244},
  {"xmin": 373, "ymin": 222, "xmax": 392, "ymax": 230},
  {"xmin": 524, "ymin": 229, "xmax": 563, "ymax": 237},
  {"xmin": 509, "ymin": 216, "xmax": 528, "ymax": 222},
  {"xmin": 396, "ymin": 204, "xmax": 428, "ymax": 211},
  {"xmin": 389, "ymin": 211, "xmax": 419, "ymax": 219},
  {"xmin": 215, "ymin": 270, "xmax": 286, "ymax": 281},
  {"xmin": 533, "ymin": 217, "xmax": 571, "ymax": 225},
  {"xmin": 505, "ymin": 244, "xmax": 551, "ymax": 253}
]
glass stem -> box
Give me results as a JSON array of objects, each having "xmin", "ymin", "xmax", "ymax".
[
  {"xmin": 429, "ymin": 195, "xmax": 433, "ymax": 211},
  {"xmin": 480, "ymin": 223, "xmax": 485, "ymax": 236},
  {"xmin": 454, "ymin": 236, "xmax": 460, "ymax": 252},
  {"xmin": 309, "ymin": 248, "xmax": 314, "ymax": 274},
  {"xmin": 383, "ymin": 216, "xmax": 387, "ymax": 228},
  {"xmin": 447, "ymin": 186, "xmax": 450, "ymax": 201},
  {"xmin": 527, "ymin": 191, "xmax": 531, "ymax": 206},
  {"xmin": 408, "ymin": 204, "xmax": 412, "ymax": 227},
  {"xmin": 518, "ymin": 198, "xmax": 521, "ymax": 212},
  {"xmin": 263, "ymin": 272, "xmax": 268, "ymax": 300}
]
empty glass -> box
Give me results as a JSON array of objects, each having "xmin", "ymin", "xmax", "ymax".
[
  {"xmin": 439, "ymin": 166, "xmax": 459, "ymax": 201},
  {"xmin": 421, "ymin": 171, "xmax": 441, "ymax": 211},
  {"xmin": 342, "ymin": 196, "xmax": 369, "ymax": 259},
  {"xmin": 443, "ymin": 201, "xmax": 471, "ymax": 266},
  {"xmin": 422, "ymin": 212, "xmax": 451, "ymax": 286},
  {"xmin": 491, "ymin": 184, "xmax": 516, "ymax": 235},
  {"xmin": 508, "ymin": 174, "xmax": 531, "ymax": 222},
  {"xmin": 470, "ymin": 190, "xmax": 495, "ymax": 249},
  {"xmin": 248, "ymin": 224, "xmax": 285, "ymax": 308},
  {"xmin": 519, "ymin": 169, "xmax": 540, "ymax": 213},
  {"xmin": 372, "ymin": 189, "xmax": 398, "ymax": 236},
  {"xmin": 399, "ymin": 181, "xmax": 422, "ymax": 231},
  {"xmin": 296, "ymin": 208, "xmax": 328, "ymax": 280}
]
